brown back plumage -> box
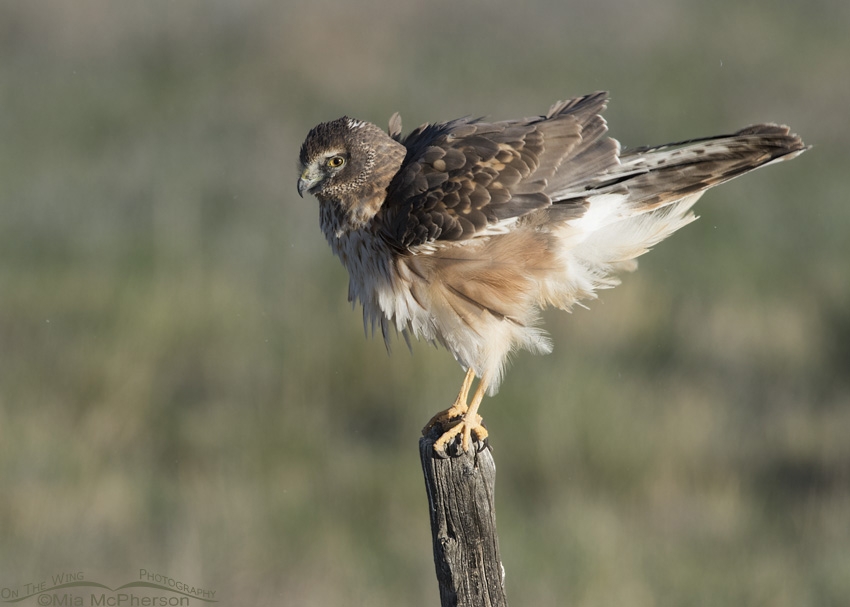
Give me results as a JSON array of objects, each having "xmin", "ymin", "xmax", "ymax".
[{"xmin": 377, "ymin": 92, "xmax": 613, "ymax": 249}]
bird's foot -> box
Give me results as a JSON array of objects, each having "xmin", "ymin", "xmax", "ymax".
[
  {"xmin": 430, "ymin": 411, "xmax": 489, "ymax": 458},
  {"xmin": 422, "ymin": 401, "xmax": 468, "ymax": 435}
]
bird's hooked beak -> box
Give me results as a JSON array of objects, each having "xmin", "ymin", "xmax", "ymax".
[{"xmin": 297, "ymin": 166, "xmax": 321, "ymax": 198}]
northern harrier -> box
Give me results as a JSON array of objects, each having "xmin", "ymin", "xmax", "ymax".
[{"xmin": 297, "ymin": 92, "xmax": 807, "ymax": 455}]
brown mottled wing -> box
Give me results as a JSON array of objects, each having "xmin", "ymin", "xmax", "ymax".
[{"xmin": 378, "ymin": 91, "xmax": 616, "ymax": 250}]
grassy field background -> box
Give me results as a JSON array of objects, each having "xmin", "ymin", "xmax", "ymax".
[{"xmin": 2, "ymin": 1, "xmax": 848, "ymax": 605}]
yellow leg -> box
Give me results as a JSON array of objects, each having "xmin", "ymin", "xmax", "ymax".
[
  {"xmin": 422, "ymin": 367, "xmax": 475, "ymax": 433},
  {"xmin": 432, "ymin": 374, "xmax": 490, "ymax": 454}
]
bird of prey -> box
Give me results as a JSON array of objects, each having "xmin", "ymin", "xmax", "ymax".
[{"xmin": 297, "ymin": 91, "xmax": 807, "ymax": 455}]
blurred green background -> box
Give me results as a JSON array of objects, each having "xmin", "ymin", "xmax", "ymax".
[{"xmin": 2, "ymin": 1, "xmax": 848, "ymax": 605}]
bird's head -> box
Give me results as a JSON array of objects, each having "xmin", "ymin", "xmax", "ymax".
[{"xmin": 297, "ymin": 117, "xmax": 407, "ymax": 228}]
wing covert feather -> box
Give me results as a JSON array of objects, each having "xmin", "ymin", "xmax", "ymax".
[{"xmin": 378, "ymin": 92, "xmax": 611, "ymax": 250}]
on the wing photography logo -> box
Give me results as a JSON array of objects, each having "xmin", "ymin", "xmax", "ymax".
[{"xmin": 1, "ymin": 570, "xmax": 217, "ymax": 606}]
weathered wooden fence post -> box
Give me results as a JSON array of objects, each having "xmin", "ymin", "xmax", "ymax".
[{"xmin": 419, "ymin": 429, "xmax": 508, "ymax": 607}]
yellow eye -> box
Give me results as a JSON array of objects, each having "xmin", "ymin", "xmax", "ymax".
[{"xmin": 327, "ymin": 155, "xmax": 345, "ymax": 168}]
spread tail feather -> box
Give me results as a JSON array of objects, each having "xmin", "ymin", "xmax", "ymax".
[{"xmin": 541, "ymin": 125, "xmax": 808, "ymax": 315}]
